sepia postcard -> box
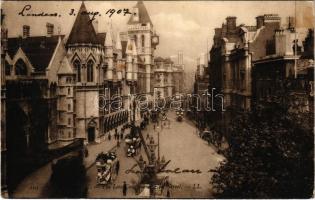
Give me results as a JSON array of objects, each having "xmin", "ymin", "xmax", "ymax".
[{"xmin": 0, "ymin": 0, "xmax": 314, "ymax": 198}]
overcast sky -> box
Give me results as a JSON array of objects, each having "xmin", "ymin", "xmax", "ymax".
[{"xmin": 2, "ymin": 1, "xmax": 314, "ymax": 72}]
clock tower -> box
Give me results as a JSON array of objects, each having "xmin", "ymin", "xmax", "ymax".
[{"xmin": 127, "ymin": 1, "xmax": 159, "ymax": 95}]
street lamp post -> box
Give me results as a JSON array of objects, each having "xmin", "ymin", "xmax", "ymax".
[{"xmin": 157, "ymin": 130, "xmax": 160, "ymax": 162}]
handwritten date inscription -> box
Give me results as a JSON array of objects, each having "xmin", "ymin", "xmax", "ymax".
[
  {"xmin": 69, "ymin": 8, "xmax": 132, "ymax": 21},
  {"xmin": 18, "ymin": 5, "xmax": 133, "ymax": 20}
]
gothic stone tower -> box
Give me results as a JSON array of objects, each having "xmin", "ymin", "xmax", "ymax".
[
  {"xmin": 127, "ymin": 1, "xmax": 159, "ymax": 95},
  {"xmin": 65, "ymin": 2, "xmax": 105, "ymax": 143}
]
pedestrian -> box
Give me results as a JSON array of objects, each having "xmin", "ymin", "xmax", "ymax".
[
  {"xmin": 167, "ymin": 189, "xmax": 171, "ymax": 198},
  {"xmin": 114, "ymin": 132, "xmax": 117, "ymax": 140},
  {"xmin": 146, "ymin": 133, "xmax": 149, "ymax": 140},
  {"xmin": 108, "ymin": 133, "xmax": 111, "ymax": 141},
  {"xmin": 115, "ymin": 128, "xmax": 118, "ymax": 140},
  {"xmin": 116, "ymin": 160, "xmax": 120, "ymax": 175},
  {"xmin": 123, "ymin": 181, "xmax": 127, "ymax": 196},
  {"xmin": 117, "ymin": 139, "xmax": 120, "ymax": 147},
  {"xmin": 120, "ymin": 132, "xmax": 123, "ymax": 140}
]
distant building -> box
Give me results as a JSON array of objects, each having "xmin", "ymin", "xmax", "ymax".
[
  {"xmin": 153, "ymin": 53, "xmax": 184, "ymax": 98},
  {"xmin": 192, "ymin": 53, "xmax": 209, "ymax": 130}
]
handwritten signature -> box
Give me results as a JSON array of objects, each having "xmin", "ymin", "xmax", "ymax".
[
  {"xmin": 125, "ymin": 164, "xmax": 216, "ymax": 174},
  {"xmin": 18, "ymin": 5, "xmax": 133, "ymax": 20}
]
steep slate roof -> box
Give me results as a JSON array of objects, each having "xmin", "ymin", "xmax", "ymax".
[
  {"xmin": 66, "ymin": 2, "xmax": 99, "ymax": 46},
  {"xmin": 7, "ymin": 35, "xmax": 63, "ymax": 72},
  {"xmin": 154, "ymin": 57, "xmax": 164, "ymax": 62},
  {"xmin": 96, "ymin": 32, "xmax": 106, "ymax": 44},
  {"xmin": 127, "ymin": 1, "xmax": 152, "ymax": 26}
]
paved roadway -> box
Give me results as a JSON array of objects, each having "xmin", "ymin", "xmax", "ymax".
[
  {"xmin": 12, "ymin": 111, "xmax": 224, "ymax": 198},
  {"xmin": 86, "ymin": 111, "xmax": 224, "ymax": 198},
  {"xmin": 156, "ymin": 111, "xmax": 224, "ymax": 198}
]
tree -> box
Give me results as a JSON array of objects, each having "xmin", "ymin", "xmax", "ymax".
[{"xmin": 211, "ymin": 103, "xmax": 314, "ymax": 198}]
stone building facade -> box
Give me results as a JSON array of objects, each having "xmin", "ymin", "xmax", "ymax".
[
  {"xmin": 207, "ymin": 14, "xmax": 313, "ymax": 135},
  {"xmin": 252, "ymin": 28, "xmax": 314, "ymax": 130},
  {"xmin": 153, "ymin": 54, "xmax": 184, "ymax": 98},
  {"xmin": 3, "ymin": 1, "xmax": 159, "ymax": 150}
]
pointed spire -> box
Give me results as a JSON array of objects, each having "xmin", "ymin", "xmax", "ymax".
[
  {"xmin": 115, "ymin": 33, "xmax": 122, "ymax": 50},
  {"xmin": 66, "ymin": 2, "xmax": 99, "ymax": 46},
  {"xmin": 127, "ymin": 1, "xmax": 152, "ymax": 26},
  {"xmin": 105, "ymin": 29, "xmax": 113, "ymax": 47}
]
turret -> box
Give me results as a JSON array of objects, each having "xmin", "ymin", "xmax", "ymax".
[
  {"xmin": 126, "ymin": 38, "xmax": 133, "ymax": 81},
  {"xmin": 132, "ymin": 39, "xmax": 138, "ymax": 81},
  {"xmin": 116, "ymin": 33, "xmax": 122, "ymax": 81},
  {"xmin": 105, "ymin": 27, "xmax": 113, "ymax": 81}
]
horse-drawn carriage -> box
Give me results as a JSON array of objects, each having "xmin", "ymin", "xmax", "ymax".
[
  {"xmin": 95, "ymin": 151, "xmax": 119, "ymax": 185},
  {"xmin": 125, "ymin": 134, "xmax": 141, "ymax": 157}
]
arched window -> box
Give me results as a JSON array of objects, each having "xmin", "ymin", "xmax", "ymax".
[
  {"xmin": 15, "ymin": 59, "xmax": 27, "ymax": 75},
  {"xmin": 5, "ymin": 61, "xmax": 11, "ymax": 75},
  {"xmin": 141, "ymin": 35, "xmax": 145, "ymax": 47},
  {"xmin": 73, "ymin": 60, "xmax": 81, "ymax": 82},
  {"xmin": 134, "ymin": 36, "xmax": 137, "ymax": 47},
  {"xmin": 87, "ymin": 60, "xmax": 94, "ymax": 82}
]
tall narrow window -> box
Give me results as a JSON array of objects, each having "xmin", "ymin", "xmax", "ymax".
[
  {"xmin": 5, "ymin": 61, "xmax": 11, "ymax": 75},
  {"xmin": 134, "ymin": 36, "xmax": 137, "ymax": 47},
  {"xmin": 141, "ymin": 35, "xmax": 145, "ymax": 47},
  {"xmin": 73, "ymin": 60, "xmax": 81, "ymax": 82},
  {"xmin": 15, "ymin": 59, "xmax": 27, "ymax": 75},
  {"xmin": 87, "ymin": 60, "xmax": 94, "ymax": 82}
]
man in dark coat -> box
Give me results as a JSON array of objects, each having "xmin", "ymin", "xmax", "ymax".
[
  {"xmin": 108, "ymin": 133, "xmax": 111, "ymax": 141},
  {"xmin": 123, "ymin": 181, "xmax": 127, "ymax": 196},
  {"xmin": 116, "ymin": 160, "xmax": 120, "ymax": 175}
]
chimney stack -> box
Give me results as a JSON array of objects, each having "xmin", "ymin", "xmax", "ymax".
[
  {"xmin": 46, "ymin": 23, "xmax": 54, "ymax": 37},
  {"xmin": 226, "ymin": 16, "xmax": 236, "ymax": 33},
  {"xmin": 287, "ymin": 16, "xmax": 295, "ymax": 30},
  {"xmin": 178, "ymin": 51, "xmax": 183, "ymax": 65},
  {"xmin": 256, "ymin": 16, "xmax": 264, "ymax": 29},
  {"xmin": 23, "ymin": 25, "xmax": 30, "ymax": 38}
]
